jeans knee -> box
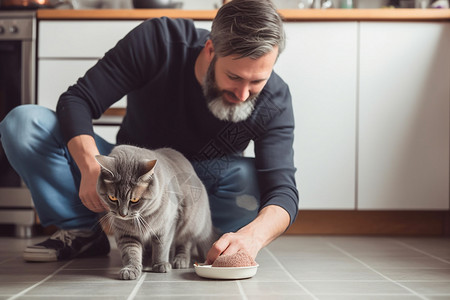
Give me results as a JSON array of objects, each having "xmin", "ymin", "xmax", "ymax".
[
  {"xmin": 0, "ymin": 105, "xmax": 58, "ymax": 156},
  {"xmin": 225, "ymin": 158, "xmax": 259, "ymax": 194}
]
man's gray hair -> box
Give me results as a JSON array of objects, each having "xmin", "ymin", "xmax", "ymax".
[{"xmin": 210, "ymin": 0, "xmax": 285, "ymax": 59}]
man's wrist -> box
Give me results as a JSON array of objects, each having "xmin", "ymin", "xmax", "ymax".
[
  {"xmin": 67, "ymin": 135, "xmax": 101, "ymax": 173},
  {"xmin": 238, "ymin": 205, "xmax": 290, "ymax": 250}
]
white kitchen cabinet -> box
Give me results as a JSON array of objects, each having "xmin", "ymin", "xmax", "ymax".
[
  {"xmin": 38, "ymin": 60, "xmax": 99, "ymax": 110},
  {"xmin": 275, "ymin": 22, "xmax": 358, "ymax": 209},
  {"xmin": 38, "ymin": 21, "xmax": 141, "ymax": 111},
  {"xmin": 358, "ymin": 22, "xmax": 450, "ymax": 210}
]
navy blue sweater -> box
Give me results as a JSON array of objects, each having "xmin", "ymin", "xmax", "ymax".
[{"xmin": 56, "ymin": 17, "xmax": 299, "ymax": 225}]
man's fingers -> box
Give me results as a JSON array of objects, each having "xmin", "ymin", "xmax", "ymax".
[
  {"xmin": 206, "ymin": 234, "xmax": 232, "ymax": 264},
  {"xmin": 81, "ymin": 194, "xmax": 106, "ymax": 213},
  {"xmin": 220, "ymin": 244, "xmax": 240, "ymax": 256}
]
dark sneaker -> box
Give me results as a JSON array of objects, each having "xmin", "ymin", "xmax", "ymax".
[{"xmin": 23, "ymin": 228, "xmax": 110, "ymax": 262}]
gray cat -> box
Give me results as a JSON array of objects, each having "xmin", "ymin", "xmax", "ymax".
[{"xmin": 95, "ymin": 144, "xmax": 216, "ymax": 280}]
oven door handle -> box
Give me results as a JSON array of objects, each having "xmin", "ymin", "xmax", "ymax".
[{"xmin": 21, "ymin": 40, "xmax": 35, "ymax": 105}]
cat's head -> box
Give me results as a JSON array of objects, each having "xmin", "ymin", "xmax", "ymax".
[{"xmin": 95, "ymin": 154, "xmax": 157, "ymax": 220}]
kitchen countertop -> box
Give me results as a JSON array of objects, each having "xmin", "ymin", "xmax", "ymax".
[{"xmin": 37, "ymin": 8, "xmax": 450, "ymax": 21}]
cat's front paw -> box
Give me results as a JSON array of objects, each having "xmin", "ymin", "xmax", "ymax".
[
  {"xmin": 119, "ymin": 265, "xmax": 142, "ymax": 280},
  {"xmin": 152, "ymin": 262, "xmax": 172, "ymax": 273},
  {"xmin": 173, "ymin": 254, "xmax": 190, "ymax": 269}
]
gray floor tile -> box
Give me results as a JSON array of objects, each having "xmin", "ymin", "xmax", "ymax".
[
  {"xmin": 16, "ymin": 297, "xmax": 127, "ymax": 300},
  {"xmin": 277, "ymin": 256, "xmax": 368, "ymax": 270},
  {"xmin": 377, "ymin": 268, "xmax": 450, "ymax": 281},
  {"xmin": 66, "ymin": 255, "xmax": 121, "ymax": 269},
  {"xmin": 134, "ymin": 296, "xmax": 243, "ymax": 300},
  {"xmin": 318, "ymin": 296, "xmax": 423, "ymax": 300},
  {"xmin": 47, "ymin": 269, "xmax": 121, "ymax": 282},
  {"xmin": 247, "ymin": 295, "xmax": 315, "ymax": 300},
  {"xmin": 244, "ymin": 267, "xmax": 292, "ymax": 282},
  {"xmin": 240, "ymin": 281, "xmax": 309, "ymax": 296},
  {"xmin": 357, "ymin": 257, "xmax": 450, "ymax": 269},
  {"xmin": 135, "ymin": 281, "xmax": 241, "ymax": 297},
  {"xmin": 0, "ymin": 282, "xmax": 43, "ymax": 297},
  {"xmin": 289, "ymin": 267, "xmax": 386, "ymax": 281},
  {"xmin": 401, "ymin": 281, "xmax": 450, "ymax": 295},
  {"xmin": 298, "ymin": 280, "xmax": 415, "ymax": 295},
  {"xmin": 24, "ymin": 281, "xmax": 137, "ymax": 297}
]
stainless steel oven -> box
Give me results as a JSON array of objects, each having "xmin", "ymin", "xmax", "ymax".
[{"xmin": 0, "ymin": 11, "xmax": 36, "ymax": 237}]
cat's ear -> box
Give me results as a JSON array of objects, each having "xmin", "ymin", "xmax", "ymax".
[
  {"xmin": 138, "ymin": 159, "xmax": 157, "ymax": 183},
  {"xmin": 95, "ymin": 155, "xmax": 116, "ymax": 180}
]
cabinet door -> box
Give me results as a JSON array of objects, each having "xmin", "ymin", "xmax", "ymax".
[
  {"xmin": 38, "ymin": 60, "xmax": 126, "ymax": 111},
  {"xmin": 274, "ymin": 22, "xmax": 358, "ymax": 209},
  {"xmin": 358, "ymin": 22, "xmax": 450, "ymax": 210}
]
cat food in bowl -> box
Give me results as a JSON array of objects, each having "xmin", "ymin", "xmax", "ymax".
[{"xmin": 211, "ymin": 250, "xmax": 258, "ymax": 267}]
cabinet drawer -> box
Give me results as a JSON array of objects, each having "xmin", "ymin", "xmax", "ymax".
[
  {"xmin": 38, "ymin": 20, "xmax": 211, "ymax": 58},
  {"xmin": 39, "ymin": 21, "xmax": 142, "ymax": 58}
]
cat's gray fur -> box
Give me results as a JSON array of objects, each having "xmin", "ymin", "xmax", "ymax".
[{"xmin": 95, "ymin": 145, "xmax": 216, "ymax": 280}]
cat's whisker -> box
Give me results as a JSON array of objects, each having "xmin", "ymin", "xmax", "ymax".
[
  {"xmin": 133, "ymin": 216, "xmax": 143, "ymax": 235},
  {"xmin": 136, "ymin": 214, "xmax": 150, "ymax": 236},
  {"xmin": 97, "ymin": 212, "xmax": 115, "ymax": 233},
  {"xmin": 138, "ymin": 215, "xmax": 162, "ymax": 244}
]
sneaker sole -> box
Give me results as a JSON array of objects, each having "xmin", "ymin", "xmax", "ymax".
[
  {"xmin": 23, "ymin": 236, "xmax": 109, "ymax": 262},
  {"xmin": 23, "ymin": 251, "xmax": 57, "ymax": 262}
]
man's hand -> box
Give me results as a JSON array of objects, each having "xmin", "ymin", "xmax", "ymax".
[
  {"xmin": 67, "ymin": 134, "xmax": 108, "ymax": 213},
  {"xmin": 205, "ymin": 205, "xmax": 290, "ymax": 264},
  {"xmin": 79, "ymin": 164, "xmax": 108, "ymax": 212},
  {"xmin": 205, "ymin": 230, "xmax": 261, "ymax": 264}
]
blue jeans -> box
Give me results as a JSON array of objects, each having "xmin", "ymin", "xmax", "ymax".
[{"xmin": 0, "ymin": 105, "xmax": 259, "ymax": 233}]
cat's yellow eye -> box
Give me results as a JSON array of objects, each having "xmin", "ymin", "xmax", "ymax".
[
  {"xmin": 108, "ymin": 195, "xmax": 118, "ymax": 202},
  {"xmin": 130, "ymin": 197, "xmax": 140, "ymax": 203}
]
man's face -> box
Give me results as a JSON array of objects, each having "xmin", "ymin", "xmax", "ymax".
[{"xmin": 202, "ymin": 47, "xmax": 278, "ymax": 123}]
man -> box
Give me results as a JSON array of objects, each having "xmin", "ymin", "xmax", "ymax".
[{"xmin": 0, "ymin": 0, "xmax": 298, "ymax": 264}]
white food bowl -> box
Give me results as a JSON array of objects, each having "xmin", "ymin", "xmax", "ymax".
[{"xmin": 194, "ymin": 263, "xmax": 259, "ymax": 280}]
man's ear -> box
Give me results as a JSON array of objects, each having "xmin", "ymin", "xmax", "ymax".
[{"xmin": 205, "ymin": 39, "xmax": 215, "ymax": 58}]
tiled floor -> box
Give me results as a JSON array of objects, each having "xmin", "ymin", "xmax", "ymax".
[{"xmin": 1, "ymin": 235, "xmax": 450, "ymax": 299}]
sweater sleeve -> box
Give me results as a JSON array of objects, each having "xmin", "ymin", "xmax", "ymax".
[{"xmin": 253, "ymin": 77, "xmax": 299, "ymax": 227}]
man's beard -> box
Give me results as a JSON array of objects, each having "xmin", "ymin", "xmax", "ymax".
[{"xmin": 202, "ymin": 56, "xmax": 259, "ymax": 123}]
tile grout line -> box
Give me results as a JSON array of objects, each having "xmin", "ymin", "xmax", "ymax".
[
  {"xmin": 264, "ymin": 248, "xmax": 319, "ymax": 300},
  {"xmin": 0, "ymin": 257, "xmax": 19, "ymax": 265},
  {"xmin": 6, "ymin": 260, "xmax": 74, "ymax": 300},
  {"xmin": 126, "ymin": 272, "xmax": 147, "ymax": 300},
  {"xmin": 236, "ymin": 280, "xmax": 248, "ymax": 300},
  {"xmin": 327, "ymin": 242, "xmax": 430, "ymax": 300},
  {"xmin": 395, "ymin": 240, "xmax": 450, "ymax": 265}
]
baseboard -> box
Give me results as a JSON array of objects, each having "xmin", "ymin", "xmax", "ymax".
[
  {"xmin": 285, "ymin": 210, "xmax": 450, "ymax": 236},
  {"xmin": 37, "ymin": 210, "xmax": 450, "ymax": 237}
]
